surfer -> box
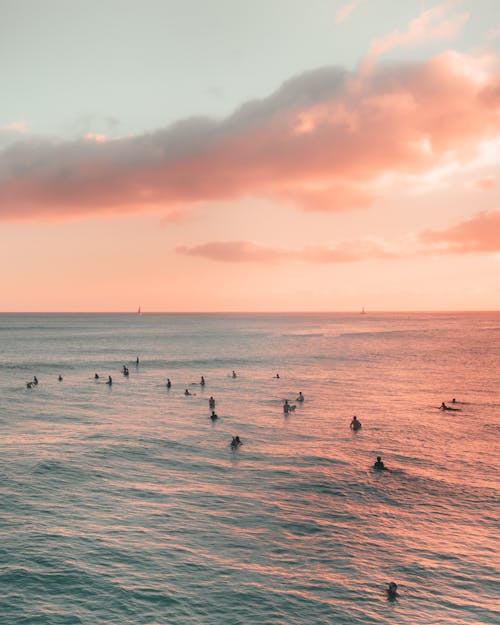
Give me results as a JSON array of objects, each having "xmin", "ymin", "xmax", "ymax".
[
  {"xmin": 296, "ymin": 392, "xmax": 304, "ymax": 402},
  {"xmin": 166, "ymin": 378, "xmax": 171, "ymax": 388},
  {"xmin": 283, "ymin": 400, "xmax": 296, "ymax": 414},
  {"xmin": 350, "ymin": 416, "xmax": 361, "ymax": 430},
  {"xmin": 200, "ymin": 376, "xmax": 205, "ymax": 386},
  {"xmin": 387, "ymin": 582, "xmax": 398, "ymax": 599},
  {"xmin": 275, "ymin": 373, "xmax": 280, "ymax": 379},
  {"xmin": 209, "ymin": 396, "xmax": 215, "ymax": 409},
  {"xmin": 373, "ymin": 456, "xmax": 389, "ymax": 471},
  {"xmin": 184, "ymin": 389, "xmax": 192, "ymax": 396},
  {"xmin": 26, "ymin": 381, "xmax": 33, "ymax": 388},
  {"xmin": 106, "ymin": 376, "xmax": 112, "ymax": 385},
  {"xmin": 33, "ymin": 376, "xmax": 38, "ymax": 386},
  {"xmin": 231, "ymin": 436, "xmax": 242, "ymax": 448},
  {"xmin": 210, "ymin": 410, "xmax": 218, "ymax": 421},
  {"xmin": 94, "ymin": 373, "xmax": 99, "ymax": 379}
]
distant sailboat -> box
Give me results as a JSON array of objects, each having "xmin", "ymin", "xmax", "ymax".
[
  {"xmin": 137, "ymin": 306, "xmax": 142, "ymax": 315},
  {"xmin": 361, "ymin": 307, "xmax": 366, "ymax": 314}
]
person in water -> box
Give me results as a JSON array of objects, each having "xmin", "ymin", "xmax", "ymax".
[
  {"xmin": 33, "ymin": 376, "xmax": 38, "ymax": 385},
  {"xmin": 94, "ymin": 373, "xmax": 100, "ymax": 379},
  {"xmin": 166, "ymin": 378, "xmax": 171, "ymax": 388},
  {"xmin": 452, "ymin": 398, "xmax": 456, "ymax": 403},
  {"xmin": 350, "ymin": 416, "xmax": 361, "ymax": 430},
  {"xmin": 26, "ymin": 381, "xmax": 33, "ymax": 389},
  {"xmin": 387, "ymin": 582, "xmax": 398, "ymax": 598},
  {"xmin": 106, "ymin": 376, "xmax": 112, "ymax": 385},
  {"xmin": 58, "ymin": 375, "xmax": 63, "ymax": 381},
  {"xmin": 232, "ymin": 370, "xmax": 237, "ymax": 378},
  {"xmin": 296, "ymin": 392, "xmax": 304, "ymax": 402},
  {"xmin": 200, "ymin": 376, "xmax": 205, "ymax": 386},
  {"xmin": 184, "ymin": 389, "xmax": 191, "ymax": 396},
  {"xmin": 231, "ymin": 436, "xmax": 242, "ymax": 448},
  {"xmin": 210, "ymin": 410, "xmax": 218, "ymax": 420},
  {"xmin": 209, "ymin": 396, "xmax": 215, "ymax": 409},
  {"xmin": 441, "ymin": 401, "xmax": 448, "ymax": 410},
  {"xmin": 275, "ymin": 373, "xmax": 280, "ymax": 378},
  {"xmin": 373, "ymin": 456, "xmax": 388, "ymax": 470},
  {"xmin": 136, "ymin": 357, "xmax": 139, "ymax": 365}
]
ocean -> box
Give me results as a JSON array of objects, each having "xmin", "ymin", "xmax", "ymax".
[{"xmin": 1, "ymin": 312, "xmax": 498, "ymax": 625}]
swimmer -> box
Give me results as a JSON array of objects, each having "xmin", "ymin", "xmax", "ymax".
[
  {"xmin": 296, "ymin": 392, "xmax": 304, "ymax": 402},
  {"xmin": 232, "ymin": 370, "xmax": 237, "ymax": 378},
  {"xmin": 136, "ymin": 357, "xmax": 139, "ymax": 365},
  {"xmin": 26, "ymin": 381, "xmax": 33, "ymax": 389},
  {"xmin": 106, "ymin": 376, "xmax": 113, "ymax": 385},
  {"xmin": 209, "ymin": 396, "xmax": 215, "ymax": 409},
  {"xmin": 441, "ymin": 401, "xmax": 448, "ymax": 410},
  {"xmin": 283, "ymin": 400, "xmax": 290, "ymax": 413},
  {"xmin": 166, "ymin": 378, "xmax": 171, "ymax": 388},
  {"xmin": 94, "ymin": 373, "xmax": 100, "ymax": 379},
  {"xmin": 122, "ymin": 366, "xmax": 129, "ymax": 376},
  {"xmin": 373, "ymin": 456, "xmax": 389, "ymax": 471},
  {"xmin": 200, "ymin": 376, "xmax": 205, "ymax": 386},
  {"xmin": 58, "ymin": 375, "xmax": 63, "ymax": 381},
  {"xmin": 350, "ymin": 416, "xmax": 361, "ymax": 430},
  {"xmin": 33, "ymin": 376, "xmax": 38, "ymax": 385},
  {"xmin": 275, "ymin": 373, "xmax": 280, "ymax": 379},
  {"xmin": 387, "ymin": 582, "xmax": 398, "ymax": 599},
  {"xmin": 230, "ymin": 436, "xmax": 242, "ymax": 448},
  {"xmin": 452, "ymin": 398, "xmax": 456, "ymax": 403},
  {"xmin": 210, "ymin": 410, "xmax": 218, "ymax": 421},
  {"xmin": 184, "ymin": 389, "xmax": 192, "ymax": 396}
]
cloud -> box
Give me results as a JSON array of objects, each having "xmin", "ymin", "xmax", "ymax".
[
  {"xmin": 0, "ymin": 50, "xmax": 499, "ymax": 222},
  {"xmin": 335, "ymin": 0, "xmax": 365, "ymax": 25},
  {"xmin": 0, "ymin": 121, "xmax": 28, "ymax": 133},
  {"xmin": 473, "ymin": 176, "xmax": 496, "ymax": 189},
  {"xmin": 420, "ymin": 209, "xmax": 500, "ymax": 253},
  {"xmin": 366, "ymin": 2, "xmax": 469, "ymax": 63},
  {"xmin": 176, "ymin": 239, "xmax": 396, "ymax": 264}
]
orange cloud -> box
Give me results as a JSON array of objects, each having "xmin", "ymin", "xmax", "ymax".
[
  {"xmin": 176, "ymin": 239, "xmax": 395, "ymax": 263},
  {"xmin": 420, "ymin": 209, "xmax": 500, "ymax": 253},
  {"xmin": 0, "ymin": 51, "xmax": 499, "ymax": 222}
]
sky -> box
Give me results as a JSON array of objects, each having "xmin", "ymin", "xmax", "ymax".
[{"xmin": 1, "ymin": 0, "xmax": 499, "ymax": 312}]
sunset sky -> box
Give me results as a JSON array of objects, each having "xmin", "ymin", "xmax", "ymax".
[{"xmin": 1, "ymin": 0, "xmax": 499, "ymax": 312}]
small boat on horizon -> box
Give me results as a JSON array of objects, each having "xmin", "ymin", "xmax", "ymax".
[
  {"xmin": 137, "ymin": 306, "xmax": 142, "ymax": 315},
  {"xmin": 361, "ymin": 307, "xmax": 366, "ymax": 314}
]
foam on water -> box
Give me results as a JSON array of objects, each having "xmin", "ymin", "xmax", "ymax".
[{"xmin": 0, "ymin": 312, "xmax": 498, "ymax": 624}]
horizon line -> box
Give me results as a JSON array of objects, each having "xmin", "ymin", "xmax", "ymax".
[{"xmin": 0, "ymin": 309, "xmax": 499, "ymax": 315}]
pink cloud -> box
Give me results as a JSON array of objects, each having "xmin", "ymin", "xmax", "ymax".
[
  {"xmin": 0, "ymin": 121, "xmax": 28, "ymax": 133},
  {"xmin": 0, "ymin": 51, "xmax": 499, "ymax": 222},
  {"xmin": 335, "ymin": 0, "xmax": 364, "ymax": 25},
  {"xmin": 366, "ymin": 3, "xmax": 469, "ymax": 62},
  {"xmin": 176, "ymin": 239, "xmax": 395, "ymax": 264},
  {"xmin": 420, "ymin": 209, "xmax": 500, "ymax": 253},
  {"xmin": 473, "ymin": 177, "xmax": 496, "ymax": 189}
]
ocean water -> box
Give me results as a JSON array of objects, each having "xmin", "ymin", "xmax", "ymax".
[{"xmin": 0, "ymin": 312, "xmax": 498, "ymax": 625}]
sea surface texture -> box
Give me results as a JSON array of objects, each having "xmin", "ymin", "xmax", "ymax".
[{"xmin": 1, "ymin": 312, "xmax": 498, "ymax": 625}]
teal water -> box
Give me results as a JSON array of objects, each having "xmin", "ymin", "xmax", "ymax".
[{"xmin": 1, "ymin": 312, "xmax": 499, "ymax": 624}]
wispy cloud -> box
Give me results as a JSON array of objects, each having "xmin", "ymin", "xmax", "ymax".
[
  {"xmin": 0, "ymin": 121, "xmax": 28, "ymax": 133},
  {"xmin": 177, "ymin": 239, "xmax": 396, "ymax": 264},
  {"xmin": 335, "ymin": 0, "xmax": 365, "ymax": 25},
  {"xmin": 365, "ymin": 2, "xmax": 469, "ymax": 63},
  {"xmin": 420, "ymin": 209, "xmax": 500, "ymax": 253},
  {"xmin": 0, "ymin": 50, "xmax": 498, "ymax": 222}
]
